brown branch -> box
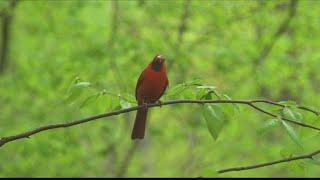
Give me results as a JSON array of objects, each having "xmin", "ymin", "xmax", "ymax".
[
  {"xmin": 167, "ymin": 0, "xmax": 191, "ymax": 69},
  {"xmin": 106, "ymin": 0, "xmax": 126, "ymax": 91},
  {"xmin": 251, "ymin": 99, "xmax": 319, "ymax": 116},
  {"xmin": 218, "ymin": 149, "xmax": 320, "ymax": 174},
  {"xmin": 0, "ymin": 99, "xmax": 319, "ymax": 148},
  {"xmin": 249, "ymin": 103, "xmax": 319, "ymax": 131},
  {"xmin": 0, "ymin": 0, "xmax": 18, "ymax": 73},
  {"xmin": 116, "ymin": 141, "xmax": 140, "ymax": 177},
  {"xmin": 177, "ymin": 0, "xmax": 191, "ymax": 46},
  {"xmin": 255, "ymin": 0, "xmax": 298, "ymax": 66}
]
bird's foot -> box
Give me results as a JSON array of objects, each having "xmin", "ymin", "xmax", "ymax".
[
  {"xmin": 140, "ymin": 102, "xmax": 149, "ymax": 109},
  {"xmin": 156, "ymin": 100, "xmax": 163, "ymax": 108}
]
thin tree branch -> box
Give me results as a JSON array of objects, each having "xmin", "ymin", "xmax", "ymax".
[
  {"xmin": 254, "ymin": 0, "xmax": 298, "ymax": 97},
  {"xmin": 177, "ymin": 0, "xmax": 191, "ymax": 46},
  {"xmin": 249, "ymin": 103, "xmax": 319, "ymax": 131},
  {"xmin": 251, "ymin": 99, "xmax": 319, "ymax": 116},
  {"xmin": 0, "ymin": 99, "xmax": 319, "ymax": 148},
  {"xmin": 106, "ymin": 0, "xmax": 126, "ymax": 91},
  {"xmin": 0, "ymin": 0, "xmax": 18, "ymax": 73},
  {"xmin": 167, "ymin": 0, "xmax": 191, "ymax": 69},
  {"xmin": 255, "ymin": 0, "xmax": 298, "ymax": 66},
  {"xmin": 218, "ymin": 148, "xmax": 320, "ymax": 174},
  {"xmin": 116, "ymin": 141, "xmax": 140, "ymax": 177}
]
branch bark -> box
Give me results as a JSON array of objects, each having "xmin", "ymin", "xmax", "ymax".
[
  {"xmin": 106, "ymin": 0, "xmax": 126, "ymax": 91},
  {"xmin": 116, "ymin": 141, "xmax": 140, "ymax": 177},
  {"xmin": 255, "ymin": 0, "xmax": 298, "ymax": 66},
  {"xmin": 218, "ymin": 149, "xmax": 320, "ymax": 174},
  {"xmin": 0, "ymin": 0, "xmax": 18, "ymax": 73},
  {"xmin": 167, "ymin": 0, "xmax": 191, "ymax": 69},
  {"xmin": 0, "ymin": 99, "xmax": 319, "ymax": 148}
]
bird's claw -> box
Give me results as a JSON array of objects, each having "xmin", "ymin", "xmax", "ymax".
[
  {"xmin": 142, "ymin": 102, "xmax": 148, "ymax": 108},
  {"xmin": 156, "ymin": 100, "xmax": 163, "ymax": 108}
]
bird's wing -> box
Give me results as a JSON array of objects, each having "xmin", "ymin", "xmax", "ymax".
[
  {"xmin": 135, "ymin": 69, "xmax": 146, "ymax": 101},
  {"xmin": 156, "ymin": 76, "xmax": 169, "ymax": 100}
]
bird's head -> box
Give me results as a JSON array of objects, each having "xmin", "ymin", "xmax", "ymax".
[{"xmin": 151, "ymin": 54, "xmax": 166, "ymax": 72}]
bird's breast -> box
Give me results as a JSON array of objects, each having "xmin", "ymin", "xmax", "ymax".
[{"xmin": 137, "ymin": 70, "xmax": 168, "ymax": 103}]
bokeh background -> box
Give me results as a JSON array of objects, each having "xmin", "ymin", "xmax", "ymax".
[{"xmin": 0, "ymin": 0, "xmax": 320, "ymax": 177}]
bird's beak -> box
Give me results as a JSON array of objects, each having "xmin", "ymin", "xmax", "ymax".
[{"xmin": 155, "ymin": 54, "xmax": 165, "ymax": 63}]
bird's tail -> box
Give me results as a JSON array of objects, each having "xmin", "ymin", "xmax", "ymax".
[{"xmin": 131, "ymin": 108, "xmax": 148, "ymax": 139}]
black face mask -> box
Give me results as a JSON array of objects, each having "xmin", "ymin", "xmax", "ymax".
[{"xmin": 151, "ymin": 62, "xmax": 163, "ymax": 72}]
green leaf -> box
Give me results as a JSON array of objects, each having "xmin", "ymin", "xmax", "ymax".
[
  {"xmin": 307, "ymin": 159, "xmax": 320, "ymax": 166},
  {"xmin": 166, "ymin": 79, "xmax": 205, "ymax": 98},
  {"xmin": 121, "ymin": 93, "xmax": 137, "ymax": 104},
  {"xmin": 279, "ymin": 100, "xmax": 298, "ymax": 107},
  {"xmin": 184, "ymin": 78, "xmax": 203, "ymax": 86},
  {"xmin": 279, "ymin": 148, "xmax": 292, "ymax": 158},
  {"xmin": 165, "ymin": 84, "xmax": 186, "ymax": 98},
  {"xmin": 300, "ymin": 105, "xmax": 319, "ymax": 114},
  {"xmin": 66, "ymin": 76, "xmax": 81, "ymax": 93},
  {"xmin": 202, "ymin": 91, "xmax": 213, "ymax": 100},
  {"xmin": 196, "ymin": 88, "xmax": 208, "ymax": 100},
  {"xmin": 66, "ymin": 86, "xmax": 85, "ymax": 102},
  {"xmin": 257, "ymin": 118, "xmax": 280, "ymax": 135},
  {"xmin": 202, "ymin": 104, "xmax": 227, "ymax": 140},
  {"xmin": 281, "ymin": 120, "xmax": 303, "ymax": 148},
  {"xmin": 269, "ymin": 105, "xmax": 283, "ymax": 114},
  {"xmin": 289, "ymin": 161, "xmax": 306, "ymax": 175},
  {"xmin": 79, "ymin": 93, "xmax": 101, "ymax": 108},
  {"xmin": 74, "ymin": 81, "xmax": 91, "ymax": 88},
  {"xmin": 196, "ymin": 85, "xmax": 216, "ymax": 90},
  {"xmin": 222, "ymin": 94, "xmax": 240, "ymax": 112},
  {"xmin": 283, "ymin": 107, "xmax": 303, "ymax": 122},
  {"xmin": 66, "ymin": 81, "xmax": 92, "ymax": 102},
  {"xmin": 119, "ymin": 98, "xmax": 132, "ymax": 109}
]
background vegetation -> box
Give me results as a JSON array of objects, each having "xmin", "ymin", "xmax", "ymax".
[{"xmin": 0, "ymin": 0, "xmax": 319, "ymax": 177}]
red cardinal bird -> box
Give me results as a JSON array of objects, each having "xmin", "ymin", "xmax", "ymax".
[{"xmin": 131, "ymin": 54, "xmax": 169, "ymax": 139}]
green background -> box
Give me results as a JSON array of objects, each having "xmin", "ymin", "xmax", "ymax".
[{"xmin": 0, "ymin": 0, "xmax": 320, "ymax": 177}]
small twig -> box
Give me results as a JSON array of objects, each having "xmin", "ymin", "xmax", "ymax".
[
  {"xmin": 218, "ymin": 149, "xmax": 320, "ymax": 174},
  {"xmin": 251, "ymin": 99, "xmax": 319, "ymax": 116}
]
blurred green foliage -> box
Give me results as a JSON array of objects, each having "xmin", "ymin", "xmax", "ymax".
[{"xmin": 0, "ymin": 0, "xmax": 320, "ymax": 177}]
